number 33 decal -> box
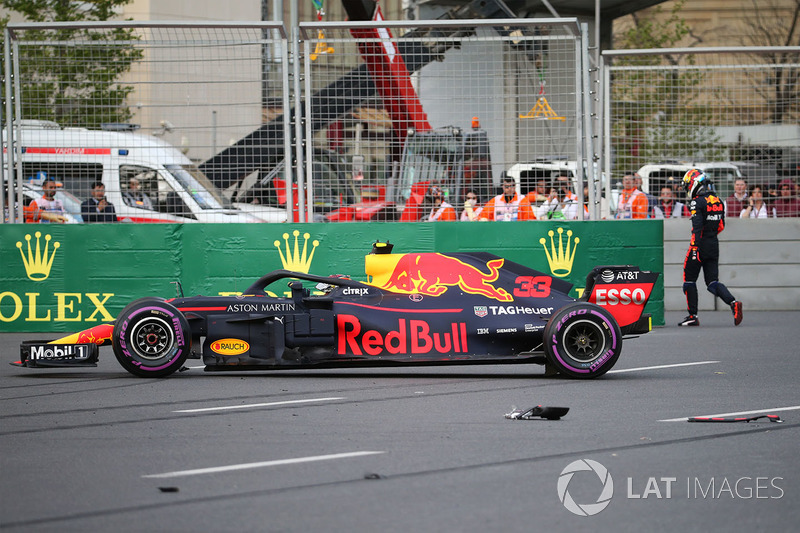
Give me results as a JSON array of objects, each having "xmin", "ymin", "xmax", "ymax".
[{"xmin": 513, "ymin": 276, "xmax": 551, "ymax": 297}]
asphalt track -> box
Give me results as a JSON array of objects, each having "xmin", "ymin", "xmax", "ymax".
[{"xmin": 1, "ymin": 310, "xmax": 798, "ymax": 532}]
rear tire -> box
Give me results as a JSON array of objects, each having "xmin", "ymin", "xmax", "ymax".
[
  {"xmin": 112, "ymin": 298, "xmax": 191, "ymax": 378},
  {"xmin": 543, "ymin": 302, "xmax": 621, "ymax": 379}
]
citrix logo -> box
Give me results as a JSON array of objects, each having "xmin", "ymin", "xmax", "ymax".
[{"xmin": 557, "ymin": 459, "xmax": 614, "ymax": 516}]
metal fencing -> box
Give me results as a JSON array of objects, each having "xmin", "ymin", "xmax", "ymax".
[
  {"xmin": 3, "ymin": 22, "xmax": 292, "ymax": 224},
  {"xmin": 602, "ymin": 46, "xmax": 800, "ymax": 217},
  {"xmin": 4, "ymin": 19, "xmax": 796, "ymax": 225},
  {"xmin": 3, "ymin": 18, "xmax": 593, "ymax": 224},
  {"xmin": 297, "ymin": 18, "xmax": 587, "ymax": 222}
]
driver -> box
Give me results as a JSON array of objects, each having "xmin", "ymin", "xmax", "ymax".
[{"xmin": 679, "ymin": 169, "xmax": 743, "ymax": 327}]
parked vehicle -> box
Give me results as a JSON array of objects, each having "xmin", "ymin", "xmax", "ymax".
[
  {"xmin": 4, "ymin": 121, "xmax": 262, "ymax": 223},
  {"xmin": 636, "ymin": 162, "xmax": 744, "ymax": 200},
  {"xmin": 227, "ymin": 150, "xmax": 355, "ymax": 223},
  {"xmin": 505, "ymin": 159, "xmax": 611, "ymax": 218},
  {"xmin": 326, "ymin": 124, "xmax": 494, "ymax": 221}
]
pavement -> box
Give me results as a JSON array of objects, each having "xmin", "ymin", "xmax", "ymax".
[{"xmin": 1, "ymin": 310, "xmax": 798, "ymax": 532}]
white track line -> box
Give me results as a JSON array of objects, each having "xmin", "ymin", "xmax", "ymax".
[
  {"xmin": 608, "ymin": 361, "xmax": 720, "ymax": 374},
  {"xmin": 660, "ymin": 405, "xmax": 800, "ymax": 422},
  {"xmin": 173, "ymin": 397, "xmax": 343, "ymax": 413},
  {"xmin": 142, "ymin": 451, "xmax": 385, "ymax": 479}
]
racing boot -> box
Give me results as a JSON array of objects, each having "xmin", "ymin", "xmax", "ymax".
[
  {"xmin": 678, "ymin": 315, "xmax": 700, "ymax": 327},
  {"xmin": 731, "ymin": 301, "xmax": 743, "ymax": 326}
]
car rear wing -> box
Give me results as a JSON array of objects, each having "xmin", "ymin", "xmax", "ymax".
[{"xmin": 581, "ymin": 265, "xmax": 660, "ymax": 334}]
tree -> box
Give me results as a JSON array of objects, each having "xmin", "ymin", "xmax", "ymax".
[
  {"xmin": 0, "ymin": 0, "xmax": 142, "ymax": 128},
  {"xmin": 737, "ymin": 0, "xmax": 800, "ymax": 123},
  {"xmin": 610, "ymin": 0, "xmax": 724, "ymax": 173}
]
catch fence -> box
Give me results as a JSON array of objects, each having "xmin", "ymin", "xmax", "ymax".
[
  {"xmin": 2, "ymin": 22, "xmax": 292, "ymax": 224},
  {"xmin": 297, "ymin": 18, "xmax": 589, "ymax": 220},
  {"xmin": 2, "ymin": 18, "xmax": 594, "ymax": 224},
  {"xmin": 601, "ymin": 46, "xmax": 800, "ymax": 207},
  {"xmin": 4, "ymin": 20, "xmax": 797, "ymax": 225}
]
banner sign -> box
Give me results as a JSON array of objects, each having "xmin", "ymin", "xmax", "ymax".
[{"xmin": 0, "ymin": 221, "xmax": 663, "ymax": 332}]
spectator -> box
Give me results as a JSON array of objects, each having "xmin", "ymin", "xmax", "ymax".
[
  {"xmin": 740, "ymin": 184, "xmax": 776, "ymax": 218},
  {"xmin": 423, "ymin": 185, "xmax": 456, "ymax": 221},
  {"xmin": 81, "ymin": 181, "xmax": 117, "ymax": 223},
  {"xmin": 536, "ymin": 181, "xmax": 579, "ymax": 220},
  {"xmin": 580, "ymin": 183, "xmax": 592, "ymax": 220},
  {"xmin": 24, "ymin": 177, "xmax": 67, "ymax": 223},
  {"xmin": 536, "ymin": 178, "xmax": 550, "ymax": 202},
  {"xmin": 537, "ymin": 174, "xmax": 580, "ymax": 220},
  {"xmin": 725, "ymin": 178, "xmax": 748, "ymax": 217},
  {"xmin": 634, "ymin": 172, "xmax": 656, "ymax": 214},
  {"xmin": 123, "ymin": 176, "xmax": 154, "ymax": 210},
  {"xmin": 479, "ymin": 177, "xmax": 535, "ymax": 221},
  {"xmin": 615, "ymin": 172, "xmax": 648, "ymax": 219},
  {"xmin": 460, "ymin": 189, "xmax": 483, "ymax": 221},
  {"xmin": 666, "ymin": 175, "xmax": 682, "ymax": 194},
  {"xmin": 522, "ymin": 178, "xmax": 549, "ymax": 209},
  {"xmin": 651, "ymin": 186, "xmax": 690, "ymax": 219},
  {"xmin": 773, "ymin": 179, "xmax": 800, "ymax": 218},
  {"xmin": 558, "ymin": 172, "xmax": 578, "ymax": 202},
  {"xmin": 767, "ymin": 181, "xmax": 779, "ymax": 199}
]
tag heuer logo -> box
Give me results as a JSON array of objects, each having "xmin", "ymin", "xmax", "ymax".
[{"xmin": 474, "ymin": 306, "xmax": 488, "ymax": 317}]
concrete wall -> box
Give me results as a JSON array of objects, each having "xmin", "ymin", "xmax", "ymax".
[{"xmin": 663, "ymin": 218, "xmax": 800, "ymax": 312}]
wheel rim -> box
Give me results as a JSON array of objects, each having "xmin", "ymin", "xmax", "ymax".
[
  {"xmin": 562, "ymin": 319, "xmax": 606, "ymax": 362},
  {"xmin": 130, "ymin": 317, "xmax": 175, "ymax": 361}
]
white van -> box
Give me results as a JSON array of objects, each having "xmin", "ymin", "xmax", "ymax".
[
  {"xmin": 4, "ymin": 121, "xmax": 263, "ymax": 223},
  {"xmin": 504, "ymin": 159, "xmax": 611, "ymax": 219},
  {"xmin": 636, "ymin": 162, "xmax": 744, "ymax": 200}
]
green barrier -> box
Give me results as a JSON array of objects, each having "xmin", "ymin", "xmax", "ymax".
[{"xmin": 0, "ymin": 221, "xmax": 664, "ymax": 332}]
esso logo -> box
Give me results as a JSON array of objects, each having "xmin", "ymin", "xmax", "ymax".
[{"xmin": 595, "ymin": 288, "xmax": 646, "ymax": 306}]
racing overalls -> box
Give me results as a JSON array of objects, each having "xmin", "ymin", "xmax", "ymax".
[{"xmin": 682, "ymin": 187, "xmax": 736, "ymax": 315}]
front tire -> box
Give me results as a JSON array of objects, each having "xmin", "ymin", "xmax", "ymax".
[
  {"xmin": 112, "ymin": 298, "xmax": 191, "ymax": 378},
  {"xmin": 543, "ymin": 302, "xmax": 621, "ymax": 379}
]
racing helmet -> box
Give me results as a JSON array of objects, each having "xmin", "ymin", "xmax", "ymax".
[{"xmin": 682, "ymin": 169, "xmax": 708, "ymax": 198}]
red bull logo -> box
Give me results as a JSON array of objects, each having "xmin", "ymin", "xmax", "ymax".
[
  {"xmin": 337, "ymin": 314, "xmax": 468, "ymax": 356},
  {"xmin": 366, "ymin": 253, "xmax": 512, "ymax": 302},
  {"xmin": 51, "ymin": 323, "xmax": 114, "ymax": 346}
]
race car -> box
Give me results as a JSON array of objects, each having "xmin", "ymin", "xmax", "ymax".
[{"xmin": 15, "ymin": 242, "xmax": 659, "ymax": 379}]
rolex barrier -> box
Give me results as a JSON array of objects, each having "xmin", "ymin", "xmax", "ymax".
[{"xmin": 0, "ymin": 221, "xmax": 663, "ymax": 333}]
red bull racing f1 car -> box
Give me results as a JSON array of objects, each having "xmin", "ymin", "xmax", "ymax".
[{"xmin": 15, "ymin": 242, "xmax": 659, "ymax": 379}]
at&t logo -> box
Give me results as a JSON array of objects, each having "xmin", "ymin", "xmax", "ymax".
[{"xmin": 557, "ymin": 459, "xmax": 614, "ymax": 516}]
